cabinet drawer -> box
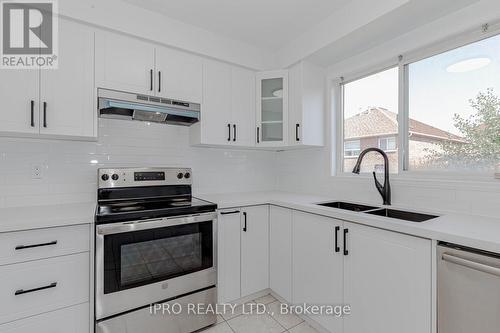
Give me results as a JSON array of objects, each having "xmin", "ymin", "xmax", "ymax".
[
  {"xmin": 0, "ymin": 224, "xmax": 89, "ymax": 266},
  {"xmin": 0, "ymin": 303, "xmax": 89, "ymax": 333},
  {"xmin": 0, "ymin": 252, "xmax": 89, "ymax": 324}
]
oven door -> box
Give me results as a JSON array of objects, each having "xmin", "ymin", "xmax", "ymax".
[{"xmin": 95, "ymin": 212, "xmax": 217, "ymax": 320}]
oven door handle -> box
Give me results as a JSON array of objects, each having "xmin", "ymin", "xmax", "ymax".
[{"xmin": 96, "ymin": 212, "xmax": 217, "ymax": 235}]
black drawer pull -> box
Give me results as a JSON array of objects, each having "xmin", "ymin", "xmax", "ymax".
[
  {"xmin": 243, "ymin": 212, "xmax": 247, "ymax": 232},
  {"xmin": 43, "ymin": 102, "xmax": 47, "ymax": 127},
  {"xmin": 15, "ymin": 240, "xmax": 57, "ymax": 250},
  {"xmin": 30, "ymin": 100, "xmax": 35, "ymax": 127},
  {"xmin": 296, "ymin": 123, "xmax": 300, "ymax": 141},
  {"xmin": 343, "ymin": 228, "xmax": 349, "ymax": 256},
  {"xmin": 220, "ymin": 210, "xmax": 240, "ymax": 215},
  {"xmin": 257, "ymin": 127, "xmax": 260, "ymax": 143},
  {"xmin": 158, "ymin": 71, "xmax": 161, "ymax": 92},
  {"xmin": 150, "ymin": 69, "xmax": 153, "ymax": 91},
  {"xmin": 334, "ymin": 226, "xmax": 340, "ymax": 253},
  {"xmin": 233, "ymin": 124, "xmax": 236, "ymax": 142},
  {"xmin": 15, "ymin": 282, "xmax": 57, "ymax": 296},
  {"xmin": 227, "ymin": 124, "xmax": 231, "ymax": 141}
]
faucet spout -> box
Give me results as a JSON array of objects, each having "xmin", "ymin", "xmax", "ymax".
[{"xmin": 351, "ymin": 147, "xmax": 391, "ymax": 205}]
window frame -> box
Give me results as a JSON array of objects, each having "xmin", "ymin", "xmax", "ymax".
[{"xmin": 334, "ymin": 23, "xmax": 500, "ymax": 181}]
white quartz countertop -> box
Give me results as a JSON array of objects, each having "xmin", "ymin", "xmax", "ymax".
[
  {"xmin": 199, "ymin": 191, "xmax": 500, "ymax": 254},
  {"xmin": 0, "ymin": 202, "xmax": 96, "ymax": 233}
]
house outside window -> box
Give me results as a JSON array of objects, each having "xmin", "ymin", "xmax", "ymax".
[
  {"xmin": 379, "ymin": 137, "xmax": 397, "ymax": 151},
  {"xmin": 344, "ymin": 140, "xmax": 361, "ymax": 157}
]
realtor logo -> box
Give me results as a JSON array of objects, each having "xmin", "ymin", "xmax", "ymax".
[{"xmin": 1, "ymin": 0, "xmax": 58, "ymax": 69}]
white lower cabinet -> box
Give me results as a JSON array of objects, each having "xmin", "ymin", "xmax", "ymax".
[
  {"xmin": 289, "ymin": 210, "xmax": 432, "ymax": 333},
  {"xmin": 0, "ymin": 252, "xmax": 89, "ymax": 324},
  {"xmin": 217, "ymin": 205, "xmax": 269, "ymax": 303},
  {"xmin": 217, "ymin": 209, "xmax": 242, "ymax": 304},
  {"xmin": 292, "ymin": 211, "xmax": 344, "ymax": 333},
  {"xmin": 269, "ymin": 206, "xmax": 292, "ymax": 303},
  {"xmin": 0, "ymin": 303, "xmax": 89, "ymax": 333},
  {"xmin": 343, "ymin": 221, "xmax": 432, "ymax": 333},
  {"xmin": 241, "ymin": 205, "xmax": 269, "ymax": 297},
  {"xmin": 217, "ymin": 206, "xmax": 432, "ymax": 333}
]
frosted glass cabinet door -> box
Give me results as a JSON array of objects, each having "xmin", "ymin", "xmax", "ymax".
[{"xmin": 256, "ymin": 70, "xmax": 288, "ymax": 146}]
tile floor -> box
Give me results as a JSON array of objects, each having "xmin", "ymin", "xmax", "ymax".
[{"xmin": 200, "ymin": 294, "xmax": 320, "ymax": 333}]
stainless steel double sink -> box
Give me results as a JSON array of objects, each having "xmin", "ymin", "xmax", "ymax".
[{"xmin": 316, "ymin": 201, "xmax": 438, "ymax": 222}]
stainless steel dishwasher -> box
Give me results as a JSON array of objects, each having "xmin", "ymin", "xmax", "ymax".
[{"xmin": 437, "ymin": 242, "xmax": 500, "ymax": 333}]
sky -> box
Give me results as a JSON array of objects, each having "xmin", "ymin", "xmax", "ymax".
[{"xmin": 343, "ymin": 33, "xmax": 500, "ymax": 136}]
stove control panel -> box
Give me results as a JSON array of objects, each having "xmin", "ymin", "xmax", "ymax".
[{"xmin": 98, "ymin": 168, "xmax": 192, "ymax": 188}]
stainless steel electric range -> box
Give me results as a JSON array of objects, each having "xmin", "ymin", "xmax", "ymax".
[{"xmin": 94, "ymin": 167, "xmax": 218, "ymax": 333}]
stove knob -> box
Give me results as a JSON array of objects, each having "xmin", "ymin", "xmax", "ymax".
[
  {"xmin": 101, "ymin": 174, "xmax": 109, "ymax": 181},
  {"xmin": 111, "ymin": 174, "xmax": 119, "ymax": 181},
  {"xmin": 177, "ymin": 173, "xmax": 184, "ymax": 179},
  {"xmin": 184, "ymin": 172, "xmax": 191, "ymax": 179}
]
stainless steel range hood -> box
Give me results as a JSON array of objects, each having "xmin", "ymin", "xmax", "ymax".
[{"xmin": 98, "ymin": 89, "xmax": 200, "ymax": 126}]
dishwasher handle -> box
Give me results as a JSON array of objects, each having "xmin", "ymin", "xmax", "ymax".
[{"xmin": 442, "ymin": 253, "xmax": 500, "ymax": 277}]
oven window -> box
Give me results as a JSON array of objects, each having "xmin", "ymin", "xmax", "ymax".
[{"xmin": 103, "ymin": 221, "xmax": 213, "ymax": 294}]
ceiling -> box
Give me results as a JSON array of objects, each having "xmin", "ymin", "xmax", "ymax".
[{"xmin": 121, "ymin": 0, "xmax": 350, "ymax": 51}]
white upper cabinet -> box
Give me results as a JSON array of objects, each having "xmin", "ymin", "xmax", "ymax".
[
  {"xmin": 155, "ymin": 47, "xmax": 202, "ymax": 103},
  {"xmin": 195, "ymin": 59, "xmax": 233, "ymax": 145},
  {"xmin": 0, "ymin": 18, "xmax": 95, "ymax": 139},
  {"xmin": 40, "ymin": 19, "xmax": 95, "ymax": 137},
  {"xmin": 256, "ymin": 70, "xmax": 289, "ymax": 147},
  {"xmin": 191, "ymin": 60, "xmax": 256, "ymax": 147},
  {"xmin": 288, "ymin": 61, "xmax": 325, "ymax": 147},
  {"xmin": 95, "ymin": 31, "xmax": 155, "ymax": 95},
  {"xmin": 0, "ymin": 69, "xmax": 39, "ymax": 135},
  {"xmin": 231, "ymin": 67, "xmax": 256, "ymax": 146},
  {"xmin": 343, "ymin": 222, "xmax": 432, "ymax": 333}
]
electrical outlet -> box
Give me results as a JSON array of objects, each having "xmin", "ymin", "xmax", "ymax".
[{"xmin": 32, "ymin": 164, "xmax": 43, "ymax": 179}]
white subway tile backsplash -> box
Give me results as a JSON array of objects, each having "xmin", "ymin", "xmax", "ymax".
[
  {"xmin": 0, "ymin": 118, "xmax": 497, "ymax": 218},
  {"xmin": 0, "ymin": 119, "xmax": 276, "ymax": 208}
]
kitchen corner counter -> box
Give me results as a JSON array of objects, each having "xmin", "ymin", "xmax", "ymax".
[
  {"xmin": 199, "ymin": 191, "xmax": 500, "ymax": 254},
  {"xmin": 0, "ymin": 202, "xmax": 96, "ymax": 233}
]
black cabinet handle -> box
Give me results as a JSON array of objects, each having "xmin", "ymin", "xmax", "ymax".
[
  {"xmin": 343, "ymin": 228, "xmax": 349, "ymax": 256},
  {"xmin": 233, "ymin": 124, "xmax": 236, "ymax": 142},
  {"xmin": 30, "ymin": 100, "xmax": 34, "ymax": 127},
  {"xmin": 15, "ymin": 240, "xmax": 57, "ymax": 250},
  {"xmin": 257, "ymin": 127, "xmax": 260, "ymax": 143},
  {"xmin": 243, "ymin": 212, "xmax": 247, "ymax": 232},
  {"xmin": 334, "ymin": 226, "xmax": 340, "ymax": 253},
  {"xmin": 158, "ymin": 71, "xmax": 161, "ymax": 93},
  {"xmin": 150, "ymin": 69, "xmax": 153, "ymax": 91},
  {"xmin": 220, "ymin": 210, "xmax": 240, "ymax": 215},
  {"xmin": 296, "ymin": 124, "xmax": 300, "ymax": 142},
  {"xmin": 227, "ymin": 124, "xmax": 231, "ymax": 141},
  {"xmin": 43, "ymin": 102, "xmax": 47, "ymax": 128},
  {"xmin": 15, "ymin": 282, "xmax": 57, "ymax": 296}
]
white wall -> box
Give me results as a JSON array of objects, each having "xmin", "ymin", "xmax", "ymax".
[
  {"xmin": 0, "ymin": 119, "xmax": 277, "ymax": 208},
  {"xmin": 59, "ymin": 0, "xmax": 273, "ymax": 70}
]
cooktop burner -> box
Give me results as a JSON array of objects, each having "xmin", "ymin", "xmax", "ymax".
[{"xmin": 95, "ymin": 168, "xmax": 217, "ymax": 224}]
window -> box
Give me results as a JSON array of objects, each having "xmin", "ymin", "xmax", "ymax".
[
  {"xmin": 342, "ymin": 67, "xmax": 399, "ymax": 173},
  {"xmin": 337, "ymin": 32, "xmax": 500, "ymax": 176},
  {"xmin": 379, "ymin": 137, "xmax": 397, "ymax": 151},
  {"xmin": 344, "ymin": 140, "xmax": 361, "ymax": 157},
  {"xmin": 408, "ymin": 33, "xmax": 500, "ymax": 173}
]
